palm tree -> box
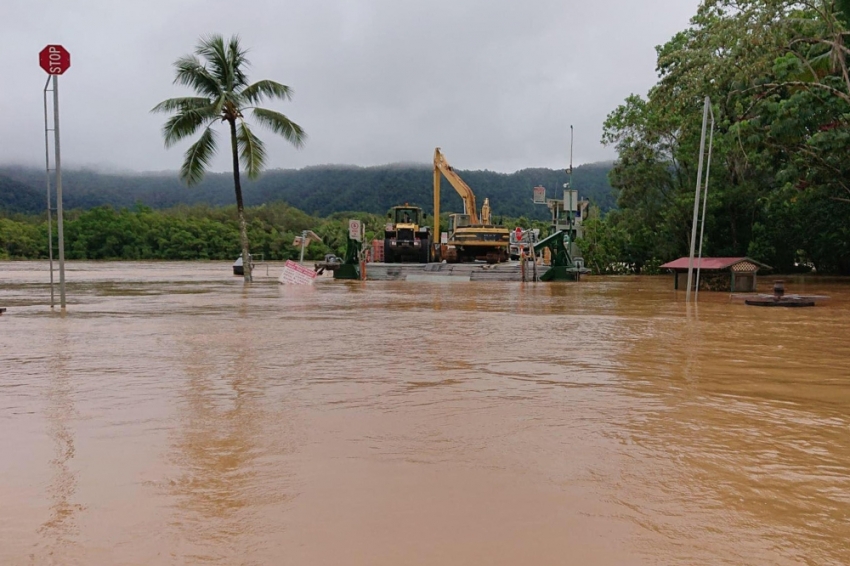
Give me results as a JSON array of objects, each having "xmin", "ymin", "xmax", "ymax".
[{"xmin": 153, "ymin": 34, "xmax": 305, "ymax": 281}]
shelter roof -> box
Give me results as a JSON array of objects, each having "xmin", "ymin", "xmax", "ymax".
[{"xmin": 660, "ymin": 257, "xmax": 771, "ymax": 271}]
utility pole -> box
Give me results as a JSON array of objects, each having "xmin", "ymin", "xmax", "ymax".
[
  {"xmin": 686, "ymin": 97, "xmax": 714, "ymax": 303},
  {"xmin": 569, "ymin": 125, "xmax": 574, "ymax": 240},
  {"xmin": 695, "ymin": 108, "xmax": 715, "ymax": 302},
  {"xmin": 564, "ymin": 125, "xmax": 575, "ymax": 248}
]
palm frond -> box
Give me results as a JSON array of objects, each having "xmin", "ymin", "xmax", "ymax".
[
  {"xmin": 180, "ymin": 127, "xmax": 218, "ymax": 186},
  {"xmin": 242, "ymin": 80, "xmax": 292, "ymax": 104},
  {"xmin": 197, "ymin": 34, "xmax": 250, "ymax": 92},
  {"xmin": 227, "ymin": 35, "xmax": 250, "ymax": 89},
  {"xmin": 237, "ymin": 122, "xmax": 267, "ymax": 179},
  {"xmin": 173, "ymin": 55, "xmax": 221, "ymax": 98},
  {"xmin": 151, "ymin": 96, "xmax": 212, "ymax": 114},
  {"xmin": 162, "ymin": 105, "xmax": 218, "ymax": 148},
  {"xmin": 196, "ymin": 35, "xmax": 229, "ymax": 86},
  {"xmin": 252, "ymin": 108, "xmax": 306, "ymax": 148}
]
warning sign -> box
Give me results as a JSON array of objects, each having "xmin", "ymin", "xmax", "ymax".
[
  {"xmin": 349, "ymin": 219, "xmax": 362, "ymax": 241},
  {"xmin": 279, "ymin": 260, "xmax": 318, "ymax": 285},
  {"xmin": 533, "ymin": 186, "xmax": 546, "ymax": 204}
]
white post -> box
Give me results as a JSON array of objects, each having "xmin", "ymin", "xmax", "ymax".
[
  {"xmin": 53, "ymin": 75, "xmax": 66, "ymax": 310},
  {"xmin": 299, "ymin": 230, "xmax": 307, "ymax": 263},
  {"xmin": 695, "ymin": 106, "xmax": 715, "ymax": 301},
  {"xmin": 686, "ymin": 97, "xmax": 710, "ymax": 302}
]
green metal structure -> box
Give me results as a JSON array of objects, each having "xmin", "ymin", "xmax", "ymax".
[
  {"xmin": 333, "ymin": 235, "xmax": 362, "ymax": 280},
  {"xmin": 533, "ymin": 230, "xmax": 583, "ymax": 282}
]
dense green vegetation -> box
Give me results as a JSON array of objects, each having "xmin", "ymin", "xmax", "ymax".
[
  {"xmin": 0, "ymin": 203, "xmax": 554, "ymax": 262},
  {"xmin": 0, "ymin": 203, "xmax": 380, "ymax": 261},
  {"xmin": 0, "ymin": 161, "xmax": 615, "ymax": 221},
  {"xmin": 581, "ymin": 0, "xmax": 850, "ymax": 275}
]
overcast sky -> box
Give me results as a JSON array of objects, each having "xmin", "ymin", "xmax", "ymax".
[{"xmin": 2, "ymin": 0, "xmax": 699, "ymax": 174}]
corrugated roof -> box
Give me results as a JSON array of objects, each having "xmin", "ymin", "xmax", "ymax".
[{"xmin": 660, "ymin": 257, "xmax": 770, "ymax": 270}]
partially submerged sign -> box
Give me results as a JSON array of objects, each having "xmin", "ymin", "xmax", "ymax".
[
  {"xmin": 292, "ymin": 230, "xmax": 322, "ymax": 247},
  {"xmin": 279, "ymin": 260, "xmax": 318, "ymax": 285}
]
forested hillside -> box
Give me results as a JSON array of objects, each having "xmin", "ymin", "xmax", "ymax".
[
  {"xmin": 0, "ymin": 176, "xmax": 44, "ymax": 214},
  {"xmin": 0, "ymin": 161, "xmax": 615, "ymax": 219}
]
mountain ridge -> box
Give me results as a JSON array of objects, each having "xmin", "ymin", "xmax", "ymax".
[{"xmin": 0, "ymin": 162, "xmax": 615, "ymax": 219}]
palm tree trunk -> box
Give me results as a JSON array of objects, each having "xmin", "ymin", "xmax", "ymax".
[{"xmin": 229, "ymin": 119, "xmax": 251, "ymax": 282}]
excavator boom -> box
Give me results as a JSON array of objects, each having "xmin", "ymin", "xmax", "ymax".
[
  {"xmin": 434, "ymin": 148, "xmax": 480, "ymax": 225},
  {"xmin": 432, "ymin": 147, "xmax": 510, "ymax": 264}
]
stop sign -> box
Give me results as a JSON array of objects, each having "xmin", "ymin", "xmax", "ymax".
[
  {"xmin": 39, "ymin": 45, "xmax": 71, "ymax": 75},
  {"xmin": 515, "ymin": 227, "xmax": 523, "ymax": 240}
]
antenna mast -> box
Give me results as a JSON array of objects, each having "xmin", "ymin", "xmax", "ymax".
[{"xmin": 567, "ymin": 125, "xmax": 574, "ymax": 238}]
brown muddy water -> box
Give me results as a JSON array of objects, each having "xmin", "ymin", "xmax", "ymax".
[{"xmin": 1, "ymin": 261, "xmax": 849, "ymax": 566}]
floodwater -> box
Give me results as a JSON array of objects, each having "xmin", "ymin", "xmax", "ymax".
[{"xmin": 1, "ymin": 261, "xmax": 849, "ymax": 566}]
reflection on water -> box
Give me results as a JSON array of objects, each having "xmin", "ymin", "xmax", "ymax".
[
  {"xmin": 1, "ymin": 262, "xmax": 849, "ymax": 566},
  {"xmin": 35, "ymin": 327, "xmax": 84, "ymax": 565},
  {"xmin": 166, "ymin": 313, "xmax": 295, "ymax": 565}
]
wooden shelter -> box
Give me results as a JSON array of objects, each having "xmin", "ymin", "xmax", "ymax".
[{"xmin": 660, "ymin": 257, "xmax": 770, "ymax": 292}]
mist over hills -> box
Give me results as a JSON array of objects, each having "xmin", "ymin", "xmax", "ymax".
[{"xmin": 0, "ymin": 162, "xmax": 615, "ymax": 219}]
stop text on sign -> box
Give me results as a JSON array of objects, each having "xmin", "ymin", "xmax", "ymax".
[{"xmin": 39, "ymin": 45, "xmax": 71, "ymax": 75}]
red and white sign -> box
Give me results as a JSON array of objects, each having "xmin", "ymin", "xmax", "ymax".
[
  {"xmin": 532, "ymin": 185, "xmax": 546, "ymax": 204},
  {"xmin": 39, "ymin": 45, "xmax": 71, "ymax": 75},
  {"xmin": 279, "ymin": 260, "xmax": 318, "ymax": 285},
  {"xmin": 515, "ymin": 227, "xmax": 523, "ymax": 240},
  {"xmin": 348, "ymin": 219, "xmax": 362, "ymax": 242}
]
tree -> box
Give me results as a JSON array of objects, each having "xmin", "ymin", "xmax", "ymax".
[
  {"xmin": 152, "ymin": 34, "xmax": 305, "ymax": 281},
  {"xmin": 598, "ymin": 0, "xmax": 850, "ymax": 274}
]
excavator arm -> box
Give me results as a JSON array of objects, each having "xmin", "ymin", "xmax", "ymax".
[{"xmin": 434, "ymin": 148, "xmax": 480, "ymax": 227}]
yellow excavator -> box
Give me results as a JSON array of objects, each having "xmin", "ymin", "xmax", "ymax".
[{"xmin": 433, "ymin": 148, "xmax": 510, "ymax": 263}]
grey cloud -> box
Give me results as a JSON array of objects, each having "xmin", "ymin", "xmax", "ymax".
[{"xmin": 1, "ymin": 0, "xmax": 699, "ymax": 174}]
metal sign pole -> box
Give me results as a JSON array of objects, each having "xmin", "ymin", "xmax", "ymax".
[
  {"xmin": 53, "ymin": 74, "xmax": 66, "ymax": 310},
  {"xmin": 299, "ymin": 230, "xmax": 307, "ymax": 263},
  {"xmin": 39, "ymin": 44, "xmax": 70, "ymax": 310},
  {"xmin": 43, "ymin": 77, "xmax": 55, "ymax": 308}
]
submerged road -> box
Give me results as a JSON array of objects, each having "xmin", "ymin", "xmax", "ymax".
[{"xmin": 1, "ymin": 261, "xmax": 849, "ymax": 565}]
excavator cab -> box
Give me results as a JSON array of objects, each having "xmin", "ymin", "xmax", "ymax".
[{"xmin": 448, "ymin": 214, "xmax": 471, "ymax": 231}]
